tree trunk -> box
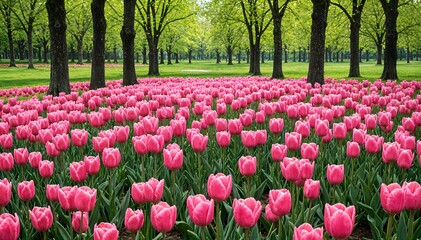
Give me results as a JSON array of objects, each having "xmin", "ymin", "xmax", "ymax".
[
  {"xmin": 284, "ymin": 46, "xmax": 288, "ymax": 63},
  {"xmin": 90, "ymin": 0, "xmax": 107, "ymax": 90},
  {"xmin": 7, "ymin": 25, "xmax": 16, "ymax": 67},
  {"xmin": 46, "ymin": 0, "xmax": 70, "ymax": 96},
  {"xmin": 246, "ymin": 49, "xmax": 250, "ymax": 63},
  {"xmin": 43, "ymin": 44, "xmax": 49, "ymax": 64},
  {"xmin": 175, "ymin": 53, "xmax": 179, "ymax": 63},
  {"xmin": 325, "ymin": 48, "xmax": 328, "ymax": 62},
  {"xmin": 293, "ymin": 49, "xmax": 296, "ymax": 62},
  {"xmin": 336, "ymin": 51, "xmax": 339, "ymax": 62},
  {"xmin": 70, "ymin": 44, "xmax": 75, "ymax": 63},
  {"xmin": 77, "ymin": 39, "xmax": 83, "ymax": 64},
  {"xmin": 38, "ymin": 46, "xmax": 42, "ymax": 62},
  {"xmin": 329, "ymin": 48, "xmax": 332, "ymax": 62},
  {"xmin": 406, "ymin": 47, "xmax": 410, "ymax": 63},
  {"xmin": 27, "ymin": 25, "xmax": 35, "ymax": 68},
  {"xmin": 237, "ymin": 52, "xmax": 241, "ymax": 64},
  {"xmin": 366, "ymin": 49, "xmax": 369, "ymax": 61},
  {"xmin": 261, "ymin": 51, "xmax": 265, "ymax": 64},
  {"xmin": 167, "ymin": 46, "xmax": 172, "ymax": 64},
  {"xmin": 341, "ymin": 52, "xmax": 344, "ymax": 62},
  {"xmin": 227, "ymin": 46, "xmax": 233, "ymax": 65},
  {"xmin": 107, "ymin": 52, "xmax": 111, "ymax": 63},
  {"xmin": 142, "ymin": 46, "xmax": 147, "ymax": 64},
  {"xmin": 147, "ymin": 39, "xmax": 159, "ymax": 75},
  {"xmin": 160, "ymin": 48, "xmax": 164, "ymax": 64},
  {"xmin": 304, "ymin": 47, "xmax": 307, "ymax": 62},
  {"xmin": 298, "ymin": 48, "xmax": 302, "ymax": 62},
  {"xmin": 216, "ymin": 50, "xmax": 221, "ymax": 64},
  {"xmin": 348, "ymin": 18, "xmax": 361, "ymax": 76},
  {"xmin": 121, "ymin": 0, "xmax": 137, "ymax": 86},
  {"xmin": 416, "ymin": 49, "xmax": 419, "ymax": 61},
  {"xmin": 376, "ymin": 43, "xmax": 382, "ymax": 64},
  {"xmin": 359, "ymin": 49, "xmax": 363, "ymax": 63},
  {"xmin": 380, "ymin": 0, "xmax": 398, "ymax": 80},
  {"xmin": 18, "ymin": 40, "xmax": 24, "ymax": 60},
  {"xmin": 113, "ymin": 47, "xmax": 118, "ymax": 63},
  {"xmin": 136, "ymin": 52, "xmax": 139, "ymax": 63},
  {"xmin": 188, "ymin": 49, "xmax": 192, "ymax": 64},
  {"xmin": 307, "ymin": 0, "xmax": 330, "ymax": 86},
  {"xmin": 86, "ymin": 51, "xmax": 91, "ymax": 63},
  {"xmin": 252, "ymin": 39, "xmax": 261, "ymax": 75},
  {"xmin": 399, "ymin": 48, "xmax": 403, "ymax": 61}
]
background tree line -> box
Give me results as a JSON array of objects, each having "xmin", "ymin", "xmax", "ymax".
[{"xmin": 0, "ymin": 0, "xmax": 419, "ymax": 95}]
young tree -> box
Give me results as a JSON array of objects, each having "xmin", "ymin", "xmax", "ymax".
[
  {"xmin": 46, "ymin": 0, "xmax": 70, "ymax": 95},
  {"xmin": 121, "ymin": 0, "xmax": 137, "ymax": 86},
  {"xmin": 330, "ymin": 0, "xmax": 366, "ymax": 77},
  {"xmin": 90, "ymin": 0, "xmax": 106, "ymax": 90},
  {"xmin": 67, "ymin": 0, "xmax": 92, "ymax": 65},
  {"xmin": 307, "ymin": 0, "xmax": 330, "ymax": 85},
  {"xmin": 361, "ymin": 0, "xmax": 385, "ymax": 65},
  {"xmin": 0, "ymin": 0, "xmax": 16, "ymax": 67}
]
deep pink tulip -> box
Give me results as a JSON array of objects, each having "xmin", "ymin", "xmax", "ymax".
[
  {"xmin": 131, "ymin": 178, "xmax": 165, "ymax": 204},
  {"xmin": 102, "ymin": 148, "xmax": 121, "ymax": 169},
  {"xmin": 187, "ymin": 194, "xmax": 214, "ymax": 226},
  {"xmin": 70, "ymin": 161, "xmax": 88, "ymax": 183},
  {"xmin": 207, "ymin": 173, "xmax": 232, "ymax": 201},
  {"xmin": 352, "ymin": 129, "xmax": 366, "ymax": 145},
  {"xmin": 18, "ymin": 180, "xmax": 35, "ymax": 202},
  {"xmin": 346, "ymin": 141, "xmax": 360, "ymax": 159},
  {"xmin": 170, "ymin": 119, "xmax": 186, "ymax": 137},
  {"xmin": 380, "ymin": 183, "xmax": 405, "ymax": 214},
  {"xmin": 280, "ymin": 157, "xmax": 300, "ymax": 182},
  {"xmin": 147, "ymin": 135, "xmax": 164, "ymax": 154},
  {"xmin": 268, "ymin": 189, "xmax": 291, "ymax": 216},
  {"xmin": 215, "ymin": 119, "xmax": 228, "ymax": 132},
  {"xmin": 98, "ymin": 130, "xmax": 116, "ymax": 147},
  {"xmin": 365, "ymin": 135, "xmax": 383, "ymax": 154},
  {"xmin": 53, "ymin": 134, "xmax": 70, "ymax": 152},
  {"xmin": 264, "ymin": 204, "xmax": 279, "ymax": 222},
  {"xmin": 191, "ymin": 133, "xmax": 208, "ymax": 153},
  {"xmin": 333, "ymin": 123, "xmax": 347, "ymax": 140},
  {"xmin": 92, "ymin": 137, "xmax": 110, "ymax": 154},
  {"xmin": 238, "ymin": 156, "xmax": 257, "ymax": 177},
  {"xmin": 151, "ymin": 202, "xmax": 177, "ymax": 233},
  {"xmin": 39, "ymin": 160, "xmax": 54, "ymax": 178},
  {"xmin": 399, "ymin": 134, "xmax": 416, "ymax": 150},
  {"xmin": 233, "ymin": 198, "xmax": 262, "ymax": 228},
  {"xmin": 402, "ymin": 118, "xmax": 416, "ymax": 133},
  {"xmin": 301, "ymin": 143, "xmax": 319, "ymax": 161},
  {"xmin": 29, "ymin": 206, "xmax": 53, "ymax": 232},
  {"xmin": 326, "ymin": 164, "xmax": 344, "ymax": 185},
  {"xmin": 271, "ymin": 144, "xmax": 287, "ymax": 162},
  {"xmin": 285, "ymin": 132, "xmax": 302, "ymax": 151},
  {"xmin": 397, "ymin": 149, "xmax": 414, "ymax": 169},
  {"xmin": 114, "ymin": 126, "xmax": 130, "ymax": 143},
  {"xmin": 315, "ymin": 119, "xmax": 330, "ymax": 137},
  {"xmin": 304, "ymin": 179, "xmax": 320, "ymax": 200},
  {"xmin": 269, "ymin": 118, "xmax": 284, "ymax": 135},
  {"xmin": 256, "ymin": 130, "xmax": 267, "ymax": 146},
  {"xmin": 157, "ymin": 126, "xmax": 173, "ymax": 143},
  {"xmin": 58, "ymin": 186, "xmax": 78, "ymax": 211},
  {"xmin": 255, "ymin": 111, "xmax": 266, "ymax": 124},
  {"xmin": 240, "ymin": 113, "xmax": 253, "ymax": 127},
  {"xmin": 295, "ymin": 120, "xmax": 310, "ymax": 138},
  {"xmin": 14, "ymin": 148, "xmax": 29, "ymax": 165},
  {"xmin": 241, "ymin": 131, "xmax": 256, "ymax": 148},
  {"xmin": 0, "ymin": 153, "xmax": 14, "ymax": 172},
  {"xmin": 365, "ymin": 114, "xmax": 377, "ymax": 130},
  {"xmin": 321, "ymin": 129, "xmax": 333, "ymax": 143},
  {"xmin": 0, "ymin": 133, "xmax": 13, "ymax": 149},
  {"xmin": 28, "ymin": 152, "xmax": 42, "ymax": 169},
  {"xmin": 46, "ymin": 184, "xmax": 60, "ymax": 202},
  {"xmin": 71, "ymin": 129, "xmax": 89, "ymax": 147},
  {"xmin": 403, "ymin": 181, "xmax": 421, "ymax": 211},
  {"xmin": 228, "ymin": 119, "xmax": 243, "ymax": 135},
  {"xmin": 293, "ymin": 223, "xmax": 323, "ymax": 240},
  {"xmin": 72, "ymin": 211, "xmax": 89, "ymax": 233},
  {"xmin": 94, "ymin": 223, "xmax": 119, "ymax": 240},
  {"xmin": 163, "ymin": 144, "xmax": 183, "ymax": 171},
  {"xmin": 132, "ymin": 136, "xmax": 148, "ymax": 155},
  {"xmin": 124, "ymin": 208, "xmax": 144, "ymax": 232},
  {"xmin": 216, "ymin": 131, "xmax": 231, "ymax": 147},
  {"xmin": 0, "ymin": 179, "xmax": 12, "ymax": 207},
  {"xmin": 382, "ymin": 142, "xmax": 400, "ymax": 164},
  {"xmin": 0, "ymin": 213, "xmax": 20, "ymax": 240},
  {"xmin": 45, "ymin": 142, "xmax": 60, "ymax": 158},
  {"xmin": 324, "ymin": 203, "xmax": 355, "ymax": 239},
  {"xmin": 84, "ymin": 156, "xmax": 101, "ymax": 175}
]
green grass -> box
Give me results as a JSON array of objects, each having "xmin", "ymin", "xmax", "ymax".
[{"xmin": 0, "ymin": 60, "xmax": 419, "ymax": 89}]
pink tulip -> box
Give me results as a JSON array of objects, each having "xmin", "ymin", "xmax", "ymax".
[
  {"xmin": 45, "ymin": 142, "xmax": 60, "ymax": 158},
  {"xmin": 304, "ymin": 179, "xmax": 320, "ymax": 200},
  {"xmin": 346, "ymin": 141, "xmax": 360, "ymax": 158},
  {"xmin": 75, "ymin": 186, "xmax": 97, "ymax": 212},
  {"xmin": 264, "ymin": 204, "xmax": 279, "ymax": 222},
  {"xmin": 403, "ymin": 181, "xmax": 421, "ymax": 211},
  {"xmin": 0, "ymin": 153, "xmax": 14, "ymax": 172},
  {"xmin": 102, "ymin": 148, "xmax": 121, "ymax": 169},
  {"xmin": 382, "ymin": 142, "xmax": 400, "ymax": 164},
  {"xmin": 269, "ymin": 118, "xmax": 284, "ymax": 135},
  {"xmin": 365, "ymin": 114, "xmax": 377, "ymax": 130},
  {"xmin": 365, "ymin": 135, "xmax": 383, "ymax": 154},
  {"xmin": 132, "ymin": 136, "xmax": 148, "ymax": 155},
  {"xmin": 238, "ymin": 156, "xmax": 257, "ymax": 177},
  {"xmin": 352, "ymin": 129, "xmax": 366, "ymax": 145},
  {"xmin": 301, "ymin": 143, "xmax": 319, "ymax": 161},
  {"xmin": 46, "ymin": 184, "xmax": 60, "ymax": 202},
  {"xmin": 84, "ymin": 156, "xmax": 101, "ymax": 175},
  {"xmin": 268, "ymin": 189, "xmax": 291, "ymax": 216},
  {"xmin": 71, "ymin": 129, "xmax": 89, "ymax": 147},
  {"xmin": 285, "ymin": 132, "xmax": 302, "ymax": 151},
  {"xmin": 315, "ymin": 119, "xmax": 330, "ymax": 137},
  {"xmin": 28, "ymin": 152, "xmax": 42, "ymax": 169},
  {"xmin": 324, "ymin": 203, "xmax": 355, "ymax": 239},
  {"xmin": 255, "ymin": 130, "xmax": 267, "ymax": 146},
  {"xmin": 70, "ymin": 161, "xmax": 88, "ymax": 183},
  {"xmin": 280, "ymin": 157, "xmax": 300, "ymax": 182},
  {"xmin": 187, "ymin": 194, "xmax": 214, "ymax": 226},
  {"xmin": 333, "ymin": 123, "xmax": 347, "ymax": 140},
  {"xmin": 72, "ymin": 211, "xmax": 89, "ymax": 233},
  {"xmin": 131, "ymin": 178, "xmax": 165, "ymax": 204},
  {"xmin": 0, "ymin": 213, "xmax": 20, "ymax": 240},
  {"xmin": 293, "ymin": 223, "xmax": 323, "ymax": 240},
  {"xmin": 18, "ymin": 180, "xmax": 35, "ymax": 202},
  {"xmin": 215, "ymin": 119, "xmax": 228, "ymax": 132},
  {"xmin": 295, "ymin": 120, "xmax": 310, "ymax": 138},
  {"xmin": 191, "ymin": 133, "xmax": 208, "ymax": 152},
  {"xmin": 94, "ymin": 222, "xmax": 119, "ymax": 240},
  {"xmin": 163, "ymin": 144, "xmax": 183, "ymax": 171},
  {"xmin": 14, "ymin": 148, "xmax": 29, "ymax": 165},
  {"xmin": 0, "ymin": 133, "xmax": 13, "ymax": 149},
  {"xmin": 39, "ymin": 160, "xmax": 54, "ymax": 178},
  {"xmin": 402, "ymin": 118, "xmax": 415, "ymax": 133},
  {"xmin": 170, "ymin": 119, "xmax": 186, "ymax": 137},
  {"xmin": 216, "ymin": 131, "xmax": 231, "ymax": 147},
  {"xmin": 29, "ymin": 206, "xmax": 53, "ymax": 232},
  {"xmin": 228, "ymin": 119, "xmax": 243, "ymax": 135},
  {"xmin": 380, "ymin": 183, "xmax": 405, "ymax": 214},
  {"xmin": 0, "ymin": 179, "xmax": 12, "ymax": 207},
  {"xmin": 397, "ymin": 149, "xmax": 414, "ymax": 169},
  {"xmin": 151, "ymin": 202, "xmax": 177, "ymax": 233},
  {"xmin": 147, "ymin": 135, "xmax": 164, "ymax": 153},
  {"xmin": 92, "ymin": 137, "xmax": 110, "ymax": 154},
  {"xmin": 58, "ymin": 186, "xmax": 78, "ymax": 211},
  {"xmin": 53, "ymin": 134, "xmax": 70, "ymax": 152},
  {"xmin": 114, "ymin": 126, "xmax": 130, "ymax": 143},
  {"xmin": 233, "ymin": 198, "xmax": 262, "ymax": 228},
  {"xmin": 271, "ymin": 144, "xmax": 287, "ymax": 162},
  {"xmin": 124, "ymin": 208, "xmax": 144, "ymax": 232},
  {"xmin": 207, "ymin": 173, "xmax": 232, "ymax": 201},
  {"xmin": 326, "ymin": 164, "xmax": 344, "ymax": 185}
]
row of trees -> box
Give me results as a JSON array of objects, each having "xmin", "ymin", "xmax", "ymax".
[{"xmin": 0, "ymin": 0, "xmax": 420, "ymax": 95}]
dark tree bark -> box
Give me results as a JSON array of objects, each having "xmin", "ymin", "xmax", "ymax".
[
  {"xmin": 416, "ymin": 49, "xmax": 418, "ymax": 61},
  {"xmin": 341, "ymin": 52, "xmax": 344, "ymax": 62},
  {"xmin": 27, "ymin": 25, "xmax": 34, "ymax": 68},
  {"xmin": 136, "ymin": 52, "xmax": 139, "ymax": 63},
  {"xmin": 70, "ymin": 44, "xmax": 75, "ymax": 63},
  {"xmin": 121, "ymin": 0, "xmax": 137, "ymax": 86},
  {"xmin": 107, "ymin": 51, "xmax": 111, "ymax": 63},
  {"xmin": 188, "ymin": 49, "xmax": 192, "ymax": 64},
  {"xmin": 227, "ymin": 46, "xmax": 233, "ymax": 65},
  {"xmin": 376, "ymin": 44, "xmax": 382, "ymax": 64},
  {"xmin": 237, "ymin": 52, "xmax": 241, "ymax": 64},
  {"xmin": 303, "ymin": 47, "xmax": 307, "ymax": 62},
  {"xmin": 159, "ymin": 48, "xmax": 164, "ymax": 64},
  {"xmin": 166, "ymin": 46, "xmax": 172, "ymax": 64},
  {"xmin": 46, "ymin": 0, "xmax": 70, "ymax": 96},
  {"xmin": 298, "ymin": 48, "xmax": 302, "ymax": 62},
  {"xmin": 366, "ymin": 49, "xmax": 369, "ymax": 61},
  {"xmin": 38, "ymin": 45, "xmax": 42, "ymax": 62},
  {"xmin": 261, "ymin": 51, "xmax": 265, "ymax": 63},
  {"xmin": 399, "ymin": 48, "xmax": 403, "ymax": 61},
  {"xmin": 175, "ymin": 53, "xmax": 179, "ymax": 63},
  {"xmin": 406, "ymin": 47, "xmax": 410, "ymax": 63},
  {"xmin": 18, "ymin": 40, "xmax": 25, "ymax": 60},
  {"xmin": 307, "ymin": 0, "xmax": 330, "ymax": 86},
  {"xmin": 293, "ymin": 49, "xmax": 296, "ymax": 62},
  {"xmin": 380, "ymin": 0, "xmax": 398, "ymax": 80},
  {"xmin": 6, "ymin": 24, "xmax": 16, "ymax": 67},
  {"xmin": 86, "ymin": 51, "xmax": 91, "ymax": 63},
  {"xmin": 77, "ymin": 39, "xmax": 83, "ymax": 64},
  {"xmin": 43, "ymin": 43, "xmax": 48, "ymax": 63},
  {"xmin": 142, "ymin": 46, "xmax": 147, "ymax": 64},
  {"xmin": 113, "ymin": 46, "xmax": 118, "ymax": 63},
  {"xmin": 90, "ymin": 0, "xmax": 107, "ymax": 90},
  {"xmin": 284, "ymin": 45, "xmax": 288, "ymax": 63},
  {"xmin": 216, "ymin": 50, "xmax": 221, "ymax": 64}
]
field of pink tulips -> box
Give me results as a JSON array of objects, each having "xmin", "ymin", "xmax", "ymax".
[{"xmin": 0, "ymin": 77, "xmax": 421, "ymax": 240}]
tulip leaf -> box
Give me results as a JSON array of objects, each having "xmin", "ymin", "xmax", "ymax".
[
  {"xmin": 175, "ymin": 221, "xmax": 194, "ymax": 238},
  {"xmin": 56, "ymin": 222, "xmax": 71, "ymax": 240},
  {"xmin": 186, "ymin": 230, "xmax": 201, "ymax": 240},
  {"xmin": 397, "ymin": 213, "xmax": 407, "ymax": 240},
  {"xmin": 253, "ymin": 179, "xmax": 266, "ymax": 199},
  {"xmin": 250, "ymin": 225, "xmax": 260, "ymax": 240},
  {"xmin": 152, "ymin": 233, "xmax": 163, "ymax": 240}
]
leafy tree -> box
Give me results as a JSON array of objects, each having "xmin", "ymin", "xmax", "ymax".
[
  {"xmin": 121, "ymin": 0, "xmax": 137, "ymax": 86},
  {"xmin": 90, "ymin": 0, "xmax": 106, "ymax": 90},
  {"xmin": 361, "ymin": 0, "xmax": 385, "ymax": 65},
  {"xmin": 0, "ymin": 0, "xmax": 16, "ymax": 67},
  {"xmin": 379, "ymin": 0, "xmax": 399, "ymax": 80}
]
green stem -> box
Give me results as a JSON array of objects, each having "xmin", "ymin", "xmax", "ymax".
[
  {"xmin": 162, "ymin": 232, "xmax": 166, "ymax": 240},
  {"xmin": 332, "ymin": 185, "xmax": 336, "ymax": 203},
  {"xmin": 307, "ymin": 200, "xmax": 312, "ymax": 223},
  {"xmin": 278, "ymin": 163, "xmax": 281, "ymax": 188},
  {"xmin": 387, "ymin": 163, "xmax": 391, "ymax": 184},
  {"xmin": 216, "ymin": 201, "xmax": 220, "ymax": 240},
  {"xmin": 386, "ymin": 214, "xmax": 394, "ymax": 240},
  {"xmin": 201, "ymin": 226, "xmax": 206, "ymax": 240},
  {"xmin": 267, "ymin": 223, "xmax": 274, "ymax": 239},
  {"xmin": 247, "ymin": 177, "xmax": 251, "ymax": 197},
  {"xmin": 301, "ymin": 192, "xmax": 305, "ymax": 224},
  {"xmin": 278, "ymin": 218, "xmax": 282, "ymax": 240},
  {"xmin": 132, "ymin": 231, "xmax": 136, "ymax": 240},
  {"xmin": 172, "ymin": 171, "xmax": 176, "ymax": 205},
  {"xmin": 69, "ymin": 211, "xmax": 73, "ymax": 240},
  {"xmin": 79, "ymin": 211, "xmax": 84, "ymax": 239},
  {"xmin": 244, "ymin": 228, "xmax": 250, "ymax": 240},
  {"xmin": 141, "ymin": 154, "xmax": 145, "ymax": 182},
  {"xmin": 198, "ymin": 152, "xmax": 201, "ymax": 182},
  {"xmin": 291, "ymin": 181, "xmax": 295, "ymax": 223},
  {"xmin": 402, "ymin": 169, "xmax": 407, "ymax": 183},
  {"xmin": 408, "ymin": 211, "xmax": 415, "ymax": 240},
  {"xmin": 109, "ymin": 169, "xmax": 113, "ymax": 197},
  {"xmin": 26, "ymin": 201, "xmax": 30, "ymax": 240},
  {"xmin": 20, "ymin": 165, "xmax": 24, "ymax": 182},
  {"xmin": 43, "ymin": 231, "xmax": 47, "ymax": 240},
  {"xmin": 154, "ymin": 154, "xmax": 157, "ymax": 179},
  {"xmin": 351, "ymin": 159, "xmax": 355, "ymax": 184}
]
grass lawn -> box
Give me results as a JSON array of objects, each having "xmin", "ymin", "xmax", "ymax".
[{"xmin": 0, "ymin": 59, "xmax": 419, "ymax": 89}]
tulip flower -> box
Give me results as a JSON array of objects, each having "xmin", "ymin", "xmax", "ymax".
[
  {"xmin": 28, "ymin": 152, "xmax": 42, "ymax": 169},
  {"xmin": 39, "ymin": 160, "xmax": 54, "ymax": 179},
  {"xmin": 94, "ymin": 222, "xmax": 119, "ymax": 240},
  {"xmin": 301, "ymin": 143, "xmax": 319, "ymax": 161},
  {"xmin": 381, "ymin": 183, "xmax": 405, "ymax": 240},
  {"xmin": 131, "ymin": 178, "xmax": 164, "ymax": 204},
  {"xmin": 29, "ymin": 206, "xmax": 53, "ymax": 232},
  {"xmin": 285, "ymin": 132, "xmax": 302, "ymax": 151},
  {"xmin": 46, "ymin": 184, "xmax": 60, "ymax": 202},
  {"xmin": 233, "ymin": 198, "xmax": 262, "ymax": 240},
  {"xmin": 264, "ymin": 204, "xmax": 279, "ymax": 223},
  {"xmin": 69, "ymin": 161, "xmax": 88, "ymax": 183},
  {"xmin": 0, "ymin": 179, "xmax": 12, "ymax": 208},
  {"xmin": 72, "ymin": 211, "xmax": 89, "ymax": 233},
  {"xmin": 293, "ymin": 223, "xmax": 323, "ymax": 240},
  {"xmin": 271, "ymin": 144, "xmax": 287, "ymax": 162},
  {"xmin": 403, "ymin": 181, "xmax": 421, "ymax": 240},
  {"xmin": 0, "ymin": 213, "xmax": 20, "ymax": 240},
  {"xmin": 324, "ymin": 203, "xmax": 355, "ymax": 239},
  {"xmin": 71, "ymin": 129, "xmax": 89, "ymax": 147},
  {"xmin": 187, "ymin": 194, "xmax": 214, "ymax": 227},
  {"xmin": 0, "ymin": 153, "xmax": 14, "ymax": 172},
  {"xmin": 18, "ymin": 180, "xmax": 35, "ymax": 202},
  {"xmin": 84, "ymin": 156, "xmax": 100, "ymax": 175},
  {"xmin": 124, "ymin": 208, "xmax": 144, "ymax": 233},
  {"xmin": 150, "ymin": 202, "xmax": 177, "ymax": 235},
  {"xmin": 269, "ymin": 118, "xmax": 284, "ymax": 135},
  {"xmin": 58, "ymin": 186, "xmax": 78, "ymax": 211}
]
